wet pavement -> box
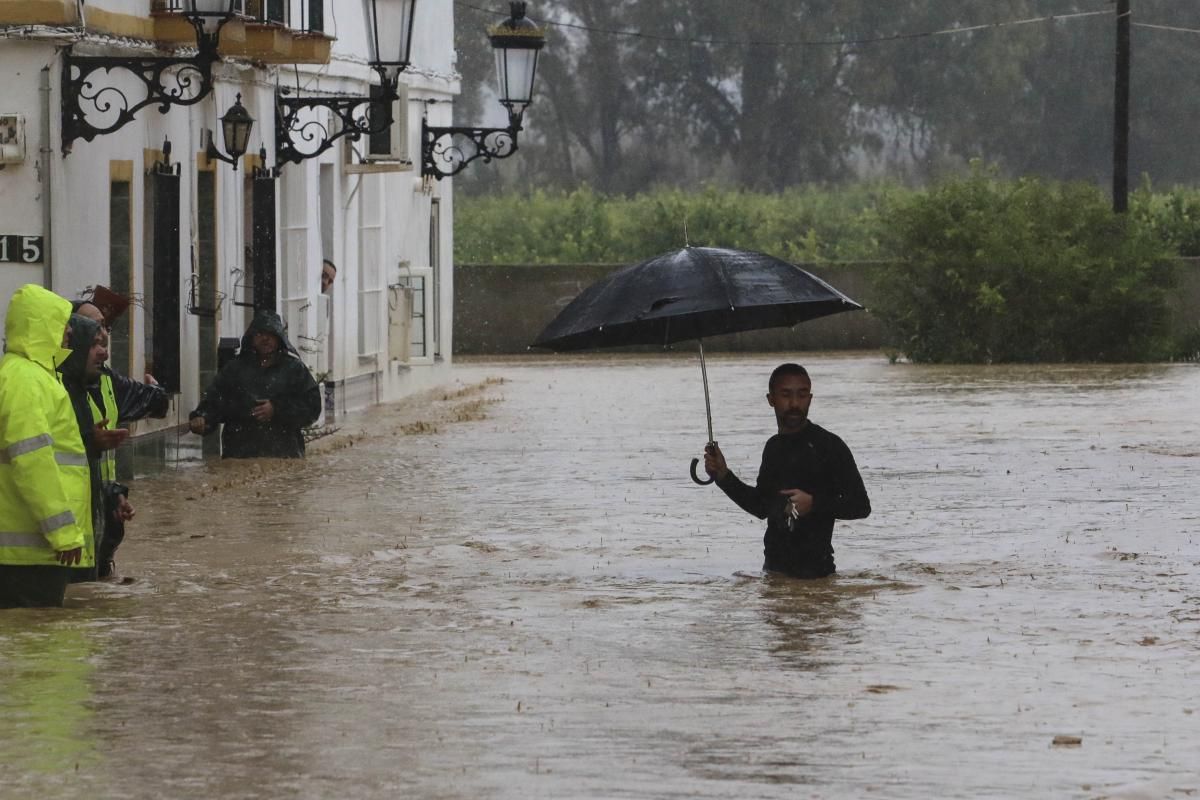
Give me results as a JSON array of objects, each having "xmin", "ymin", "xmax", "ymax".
[{"xmin": 2, "ymin": 353, "xmax": 1199, "ymax": 799}]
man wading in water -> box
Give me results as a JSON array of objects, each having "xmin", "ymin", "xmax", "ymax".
[
  {"xmin": 188, "ymin": 310, "xmax": 321, "ymax": 459},
  {"xmin": 704, "ymin": 363, "xmax": 871, "ymax": 579}
]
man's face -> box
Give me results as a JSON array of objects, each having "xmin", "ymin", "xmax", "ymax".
[
  {"xmin": 321, "ymin": 263, "xmax": 336, "ymax": 294},
  {"xmin": 86, "ymin": 328, "xmax": 109, "ymax": 379},
  {"xmin": 767, "ymin": 373, "xmax": 813, "ymax": 434},
  {"xmin": 252, "ymin": 330, "xmax": 280, "ymax": 357}
]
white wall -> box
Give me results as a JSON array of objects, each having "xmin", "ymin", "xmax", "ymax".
[{"xmin": 1, "ymin": 0, "xmax": 462, "ymax": 431}]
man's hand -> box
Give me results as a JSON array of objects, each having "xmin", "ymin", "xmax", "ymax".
[
  {"xmin": 113, "ymin": 494, "xmax": 135, "ymax": 523},
  {"xmin": 188, "ymin": 416, "xmax": 207, "ymax": 435},
  {"xmin": 144, "ymin": 373, "xmax": 158, "ymax": 385},
  {"xmin": 92, "ymin": 420, "xmax": 130, "ymax": 450},
  {"xmin": 780, "ymin": 488, "xmax": 814, "ymax": 518},
  {"xmin": 56, "ymin": 547, "xmax": 82, "ymax": 566},
  {"xmin": 703, "ymin": 442, "xmax": 729, "ymax": 482},
  {"xmin": 251, "ymin": 399, "xmax": 275, "ymax": 423}
]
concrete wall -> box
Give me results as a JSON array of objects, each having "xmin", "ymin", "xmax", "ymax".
[
  {"xmin": 453, "ymin": 261, "xmax": 888, "ymax": 354},
  {"xmin": 454, "ymin": 259, "xmax": 1200, "ymax": 355}
]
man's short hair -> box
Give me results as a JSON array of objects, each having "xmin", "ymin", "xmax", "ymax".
[
  {"xmin": 322, "ymin": 259, "xmax": 337, "ymax": 273},
  {"xmin": 769, "ymin": 363, "xmax": 809, "ymax": 392}
]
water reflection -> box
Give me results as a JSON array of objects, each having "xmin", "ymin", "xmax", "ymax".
[
  {"xmin": 0, "ymin": 617, "xmax": 99, "ymax": 789},
  {"xmin": 1, "ymin": 355, "xmax": 1199, "ymax": 798}
]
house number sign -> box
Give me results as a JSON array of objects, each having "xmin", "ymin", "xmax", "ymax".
[{"xmin": 0, "ymin": 235, "xmax": 44, "ymax": 264}]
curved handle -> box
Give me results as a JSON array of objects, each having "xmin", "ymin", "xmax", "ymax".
[{"xmin": 690, "ymin": 440, "xmax": 718, "ymax": 485}]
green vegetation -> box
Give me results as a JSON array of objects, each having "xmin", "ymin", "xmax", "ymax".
[
  {"xmin": 457, "ymin": 173, "xmax": 1200, "ymax": 362},
  {"xmin": 455, "ymin": 183, "xmax": 904, "ymax": 264},
  {"xmin": 873, "ymin": 168, "xmax": 1176, "ymax": 362}
]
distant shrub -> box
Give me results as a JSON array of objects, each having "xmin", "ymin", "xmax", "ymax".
[
  {"xmin": 454, "ymin": 184, "xmax": 902, "ymax": 264},
  {"xmin": 456, "ymin": 176, "xmax": 1192, "ymax": 363},
  {"xmin": 1129, "ymin": 180, "xmax": 1200, "ymax": 257},
  {"xmin": 873, "ymin": 166, "xmax": 1176, "ymax": 363}
]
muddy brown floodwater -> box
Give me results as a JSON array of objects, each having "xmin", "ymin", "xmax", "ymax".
[{"xmin": 2, "ymin": 353, "xmax": 1199, "ymax": 799}]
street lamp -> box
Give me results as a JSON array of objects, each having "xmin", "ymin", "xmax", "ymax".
[
  {"xmin": 61, "ymin": 0, "xmax": 242, "ymax": 154},
  {"xmin": 205, "ymin": 94, "xmax": 255, "ymax": 170},
  {"xmin": 183, "ymin": 0, "xmax": 242, "ymax": 47},
  {"xmin": 275, "ymin": 0, "xmax": 418, "ymax": 165},
  {"xmin": 368, "ymin": 0, "xmax": 418, "ymax": 85},
  {"xmin": 490, "ymin": 2, "xmax": 544, "ymax": 128},
  {"xmin": 421, "ymin": 2, "xmax": 546, "ymax": 179}
]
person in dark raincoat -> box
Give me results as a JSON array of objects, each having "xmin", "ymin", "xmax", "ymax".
[
  {"xmin": 74, "ymin": 299, "xmax": 169, "ymax": 580},
  {"xmin": 188, "ymin": 310, "xmax": 321, "ymax": 458},
  {"xmin": 60, "ymin": 314, "xmax": 128, "ymax": 583}
]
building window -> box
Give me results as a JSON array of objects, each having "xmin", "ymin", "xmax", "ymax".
[
  {"xmin": 357, "ymin": 174, "xmax": 383, "ymax": 356},
  {"xmin": 306, "ymin": 0, "xmax": 323, "ymax": 32},
  {"xmin": 109, "ymin": 162, "xmax": 134, "ymax": 376},
  {"xmin": 145, "ymin": 152, "xmax": 182, "ymax": 393},
  {"xmin": 280, "ymin": 164, "xmax": 310, "ymax": 359},
  {"xmin": 246, "ymin": 0, "xmax": 286, "ymax": 24},
  {"xmin": 429, "ymin": 198, "xmax": 440, "ymax": 358},
  {"xmin": 196, "ymin": 164, "xmax": 219, "ymax": 394},
  {"xmin": 396, "ymin": 267, "xmax": 432, "ymax": 361}
]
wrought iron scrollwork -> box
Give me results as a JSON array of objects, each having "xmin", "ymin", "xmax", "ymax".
[
  {"xmin": 420, "ymin": 122, "xmax": 518, "ymax": 179},
  {"xmin": 275, "ymin": 85, "xmax": 395, "ymax": 165},
  {"xmin": 60, "ymin": 18, "xmax": 225, "ymax": 154}
]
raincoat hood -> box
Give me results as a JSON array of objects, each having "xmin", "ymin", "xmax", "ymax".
[
  {"xmin": 4, "ymin": 284, "xmax": 72, "ymax": 372},
  {"xmin": 239, "ymin": 310, "xmax": 300, "ymax": 359},
  {"xmin": 60, "ymin": 314, "xmax": 102, "ymax": 387}
]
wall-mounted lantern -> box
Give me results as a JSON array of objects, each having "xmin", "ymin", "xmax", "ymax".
[
  {"xmin": 61, "ymin": 0, "xmax": 242, "ymax": 154},
  {"xmin": 275, "ymin": 0, "xmax": 417, "ymax": 165},
  {"xmin": 204, "ymin": 94, "xmax": 255, "ymax": 170},
  {"xmin": 421, "ymin": 1, "xmax": 545, "ymax": 180}
]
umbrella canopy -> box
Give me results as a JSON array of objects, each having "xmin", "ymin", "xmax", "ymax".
[{"xmin": 531, "ymin": 246, "xmax": 863, "ymax": 351}]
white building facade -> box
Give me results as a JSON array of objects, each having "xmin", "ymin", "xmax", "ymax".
[{"xmin": 0, "ymin": 0, "xmax": 459, "ymax": 463}]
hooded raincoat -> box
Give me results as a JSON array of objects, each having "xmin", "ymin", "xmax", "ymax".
[
  {"xmin": 0, "ymin": 285, "xmax": 93, "ymax": 568},
  {"xmin": 61, "ymin": 314, "xmax": 114, "ymax": 582},
  {"xmin": 190, "ymin": 310, "xmax": 321, "ymax": 458}
]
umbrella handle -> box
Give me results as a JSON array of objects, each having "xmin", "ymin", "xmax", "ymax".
[{"xmin": 690, "ymin": 440, "xmax": 717, "ymax": 486}]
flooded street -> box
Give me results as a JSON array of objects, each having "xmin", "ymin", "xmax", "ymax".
[{"xmin": 3, "ymin": 353, "xmax": 1199, "ymax": 799}]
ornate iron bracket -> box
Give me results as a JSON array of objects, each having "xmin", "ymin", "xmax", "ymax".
[
  {"xmin": 275, "ymin": 82, "xmax": 396, "ymax": 165},
  {"xmin": 60, "ymin": 23, "xmax": 223, "ymax": 155},
  {"xmin": 421, "ymin": 118, "xmax": 520, "ymax": 179}
]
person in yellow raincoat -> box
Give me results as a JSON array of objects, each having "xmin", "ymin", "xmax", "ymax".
[{"xmin": 0, "ymin": 284, "xmax": 94, "ymax": 607}]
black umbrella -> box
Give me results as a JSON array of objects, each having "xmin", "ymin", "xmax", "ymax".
[{"xmin": 531, "ymin": 246, "xmax": 864, "ymax": 484}]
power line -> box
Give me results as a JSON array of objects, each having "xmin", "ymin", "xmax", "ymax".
[
  {"xmin": 455, "ymin": 2, "xmax": 1110, "ymax": 48},
  {"xmin": 1133, "ymin": 22, "xmax": 1200, "ymax": 35}
]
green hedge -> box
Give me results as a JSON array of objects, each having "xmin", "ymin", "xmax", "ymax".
[
  {"xmin": 455, "ymin": 183, "xmax": 904, "ymax": 264},
  {"xmin": 457, "ymin": 175, "xmax": 1199, "ymax": 362},
  {"xmin": 873, "ymin": 169, "xmax": 1175, "ymax": 362}
]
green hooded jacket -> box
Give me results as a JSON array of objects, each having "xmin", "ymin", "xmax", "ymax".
[{"xmin": 0, "ymin": 284, "xmax": 94, "ymax": 566}]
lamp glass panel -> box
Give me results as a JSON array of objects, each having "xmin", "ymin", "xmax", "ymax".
[
  {"xmin": 223, "ymin": 114, "xmax": 253, "ymax": 158},
  {"xmin": 185, "ymin": 0, "xmax": 235, "ymax": 32},
  {"xmin": 494, "ymin": 47, "xmax": 538, "ymax": 107},
  {"xmin": 368, "ymin": 0, "xmax": 416, "ymax": 81}
]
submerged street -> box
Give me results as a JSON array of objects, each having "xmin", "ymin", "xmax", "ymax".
[{"xmin": 2, "ymin": 353, "xmax": 1199, "ymax": 799}]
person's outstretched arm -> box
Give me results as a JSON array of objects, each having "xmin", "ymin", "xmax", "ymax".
[{"xmin": 706, "ymin": 442, "xmax": 777, "ymax": 520}]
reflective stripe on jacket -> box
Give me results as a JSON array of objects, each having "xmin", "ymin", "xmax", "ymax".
[
  {"xmin": 0, "ymin": 285, "xmax": 93, "ymax": 566},
  {"xmin": 87, "ymin": 372, "xmax": 119, "ymax": 483}
]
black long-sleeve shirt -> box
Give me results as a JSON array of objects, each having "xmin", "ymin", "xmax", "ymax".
[{"xmin": 716, "ymin": 421, "xmax": 870, "ymax": 578}]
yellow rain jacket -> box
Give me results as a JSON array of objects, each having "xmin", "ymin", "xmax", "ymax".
[{"xmin": 0, "ymin": 284, "xmax": 93, "ymax": 567}]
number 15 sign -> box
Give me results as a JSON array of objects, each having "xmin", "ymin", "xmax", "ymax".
[{"xmin": 0, "ymin": 235, "xmax": 45, "ymax": 264}]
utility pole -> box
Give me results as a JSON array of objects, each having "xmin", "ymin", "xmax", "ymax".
[{"xmin": 1113, "ymin": 0, "xmax": 1131, "ymax": 213}]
